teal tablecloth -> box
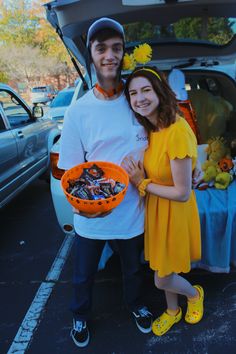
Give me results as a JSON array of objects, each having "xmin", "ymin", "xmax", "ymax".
[{"xmin": 193, "ymin": 179, "xmax": 236, "ymax": 272}]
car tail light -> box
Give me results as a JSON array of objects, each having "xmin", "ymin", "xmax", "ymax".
[{"xmin": 50, "ymin": 152, "xmax": 65, "ymax": 180}]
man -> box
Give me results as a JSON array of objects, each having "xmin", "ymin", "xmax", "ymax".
[{"xmin": 58, "ymin": 17, "xmax": 153, "ymax": 348}]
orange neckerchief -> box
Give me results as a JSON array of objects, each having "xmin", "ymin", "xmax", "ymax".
[{"xmin": 94, "ymin": 82, "xmax": 123, "ymax": 98}]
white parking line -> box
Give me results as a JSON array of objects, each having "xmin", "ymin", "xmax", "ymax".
[{"xmin": 7, "ymin": 233, "xmax": 75, "ymax": 354}]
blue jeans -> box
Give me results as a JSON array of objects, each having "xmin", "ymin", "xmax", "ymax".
[{"xmin": 71, "ymin": 234, "xmax": 144, "ymax": 321}]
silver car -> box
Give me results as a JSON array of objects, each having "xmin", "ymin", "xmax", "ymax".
[
  {"xmin": 0, "ymin": 83, "xmax": 61, "ymax": 208},
  {"xmin": 44, "ymin": 86, "xmax": 76, "ymax": 130}
]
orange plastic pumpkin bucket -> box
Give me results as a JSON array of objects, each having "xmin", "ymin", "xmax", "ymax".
[{"xmin": 61, "ymin": 161, "xmax": 129, "ymax": 214}]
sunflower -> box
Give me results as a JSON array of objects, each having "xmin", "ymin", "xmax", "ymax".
[
  {"xmin": 122, "ymin": 53, "xmax": 136, "ymax": 71},
  {"xmin": 133, "ymin": 43, "xmax": 152, "ymax": 64}
]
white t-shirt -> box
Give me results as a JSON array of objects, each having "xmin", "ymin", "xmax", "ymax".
[{"xmin": 58, "ymin": 89, "xmax": 148, "ymax": 239}]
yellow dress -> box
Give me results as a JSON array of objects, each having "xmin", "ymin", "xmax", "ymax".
[{"xmin": 144, "ymin": 116, "xmax": 201, "ymax": 277}]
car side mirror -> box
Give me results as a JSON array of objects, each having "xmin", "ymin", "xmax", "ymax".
[{"xmin": 32, "ymin": 105, "xmax": 43, "ymax": 119}]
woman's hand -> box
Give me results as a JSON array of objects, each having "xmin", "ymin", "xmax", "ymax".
[{"xmin": 121, "ymin": 157, "xmax": 145, "ymax": 187}]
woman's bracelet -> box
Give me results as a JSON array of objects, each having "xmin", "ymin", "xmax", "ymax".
[{"xmin": 137, "ymin": 178, "xmax": 152, "ymax": 197}]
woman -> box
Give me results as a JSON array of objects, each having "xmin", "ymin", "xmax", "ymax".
[{"xmin": 123, "ymin": 67, "xmax": 204, "ymax": 336}]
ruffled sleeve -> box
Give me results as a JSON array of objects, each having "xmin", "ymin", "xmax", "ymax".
[{"xmin": 167, "ymin": 117, "xmax": 197, "ymax": 160}]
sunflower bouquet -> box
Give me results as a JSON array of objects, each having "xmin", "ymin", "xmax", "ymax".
[{"xmin": 122, "ymin": 43, "xmax": 152, "ymax": 71}]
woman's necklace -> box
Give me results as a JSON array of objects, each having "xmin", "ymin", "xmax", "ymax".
[{"xmin": 94, "ymin": 81, "xmax": 123, "ymax": 98}]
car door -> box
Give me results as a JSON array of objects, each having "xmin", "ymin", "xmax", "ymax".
[
  {"xmin": 0, "ymin": 88, "xmax": 48, "ymax": 189},
  {"xmin": 0, "ymin": 106, "xmax": 20, "ymax": 206}
]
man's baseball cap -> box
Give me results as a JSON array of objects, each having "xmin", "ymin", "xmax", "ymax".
[{"xmin": 86, "ymin": 17, "xmax": 125, "ymax": 47}]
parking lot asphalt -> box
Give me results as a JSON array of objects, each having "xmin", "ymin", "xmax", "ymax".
[
  {"xmin": 28, "ymin": 244, "xmax": 236, "ymax": 354},
  {"xmin": 1, "ymin": 179, "xmax": 236, "ymax": 354}
]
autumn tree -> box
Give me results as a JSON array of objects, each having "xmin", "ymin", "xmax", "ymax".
[
  {"xmin": 0, "ymin": 45, "xmax": 60, "ymax": 86},
  {"xmin": 124, "ymin": 22, "xmax": 155, "ymax": 43},
  {"xmin": 0, "ymin": 0, "xmax": 78, "ymax": 87},
  {"xmin": 174, "ymin": 17, "xmax": 234, "ymax": 44},
  {"xmin": 29, "ymin": 0, "xmax": 71, "ymax": 63},
  {"xmin": 0, "ymin": 0, "xmax": 40, "ymax": 47},
  {"xmin": 0, "ymin": 70, "xmax": 8, "ymax": 83}
]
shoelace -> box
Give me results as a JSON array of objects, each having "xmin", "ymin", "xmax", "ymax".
[
  {"xmin": 136, "ymin": 307, "xmax": 152, "ymax": 318},
  {"xmin": 74, "ymin": 320, "xmax": 84, "ymax": 332}
]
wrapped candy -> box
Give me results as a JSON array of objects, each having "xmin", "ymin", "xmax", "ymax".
[{"xmin": 66, "ymin": 163, "xmax": 125, "ymax": 200}]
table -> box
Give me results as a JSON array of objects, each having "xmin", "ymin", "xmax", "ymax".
[
  {"xmin": 193, "ymin": 179, "xmax": 236, "ymax": 272},
  {"xmin": 98, "ymin": 180, "xmax": 236, "ymax": 273}
]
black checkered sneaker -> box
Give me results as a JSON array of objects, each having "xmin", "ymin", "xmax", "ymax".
[
  {"xmin": 132, "ymin": 306, "xmax": 153, "ymax": 333},
  {"xmin": 70, "ymin": 319, "xmax": 90, "ymax": 347}
]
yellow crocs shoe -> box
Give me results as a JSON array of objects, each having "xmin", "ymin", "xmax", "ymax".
[
  {"xmin": 185, "ymin": 285, "xmax": 204, "ymax": 324},
  {"xmin": 152, "ymin": 308, "xmax": 182, "ymax": 336}
]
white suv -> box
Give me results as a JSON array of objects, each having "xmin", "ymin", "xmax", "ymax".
[
  {"xmin": 45, "ymin": 0, "xmax": 236, "ymax": 272},
  {"xmin": 31, "ymin": 85, "xmax": 57, "ymax": 105}
]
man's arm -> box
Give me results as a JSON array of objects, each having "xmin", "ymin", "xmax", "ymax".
[{"xmin": 58, "ymin": 107, "xmax": 85, "ymax": 170}]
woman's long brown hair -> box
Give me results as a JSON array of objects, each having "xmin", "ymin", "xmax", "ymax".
[{"xmin": 125, "ymin": 66, "xmax": 179, "ymax": 133}]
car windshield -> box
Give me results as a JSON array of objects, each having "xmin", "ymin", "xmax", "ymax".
[
  {"xmin": 50, "ymin": 90, "xmax": 74, "ymax": 108},
  {"xmin": 123, "ymin": 16, "xmax": 236, "ymax": 46}
]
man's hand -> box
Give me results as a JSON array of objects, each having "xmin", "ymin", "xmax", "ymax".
[{"xmin": 72, "ymin": 207, "xmax": 112, "ymax": 218}]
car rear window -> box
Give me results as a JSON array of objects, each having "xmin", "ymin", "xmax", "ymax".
[{"xmin": 124, "ymin": 16, "xmax": 236, "ymax": 46}]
